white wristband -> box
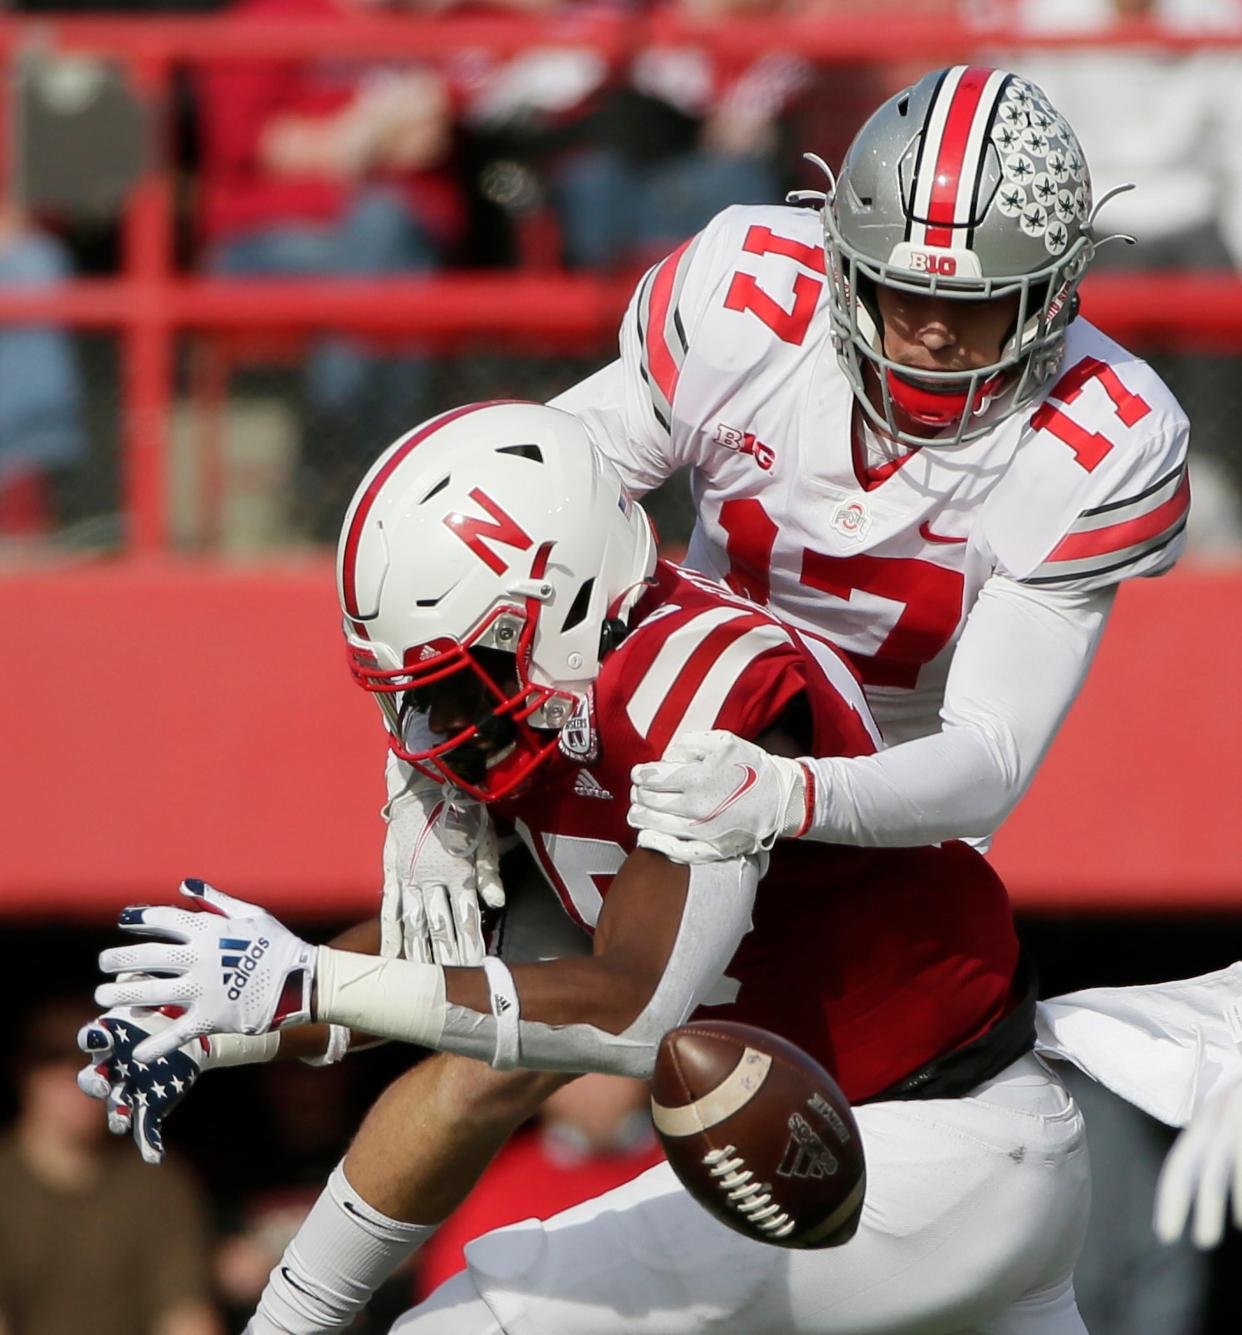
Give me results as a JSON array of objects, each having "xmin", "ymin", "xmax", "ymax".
[
  {"xmin": 301, "ymin": 1023, "xmax": 352, "ymax": 1067},
  {"xmin": 483, "ymin": 956, "xmax": 521, "ymax": 1071},
  {"xmin": 315, "ymin": 947, "xmax": 447, "ymax": 1050}
]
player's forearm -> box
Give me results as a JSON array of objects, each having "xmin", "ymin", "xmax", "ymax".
[
  {"xmin": 803, "ymin": 575, "xmax": 1115, "ymax": 847},
  {"xmin": 312, "ymin": 947, "xmax": 662, "ymax": 1077},
  {"xmin": 803, "ymin": 726, "xmax": 1016, "ymax": 847},
  {"xmin": 314, "ymin": 855, "xmax": 757, "ymax": 1079}
]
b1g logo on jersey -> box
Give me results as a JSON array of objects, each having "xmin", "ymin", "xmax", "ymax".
[{"xmin": 714, "ymin": 424, "xmax": 775, "ymax": 472}]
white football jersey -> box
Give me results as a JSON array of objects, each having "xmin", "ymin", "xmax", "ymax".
[{"xmin": 560, "ymin": 203, "xmax": 1189, "ymax": 748}]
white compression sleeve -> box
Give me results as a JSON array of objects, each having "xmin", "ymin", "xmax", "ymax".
[
  {"xmin": 245, "ymin": 1161, "xmax": 435, "ymax": 1335},
  {"xmin": 442, "ymin": 854, "xmax": 759, "ymax": 1079},
  {"xmin": 805, "ymin": 574, "xmax": 1116, "ymax": 847},
  {"xmin": 316, "ymin": 859, "xmax": 759, "ymax": 1080}
]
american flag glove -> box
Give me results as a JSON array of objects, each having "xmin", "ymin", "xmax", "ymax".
[{"xmin": 76, "ymin": 1001, "xmax": 278, "ymax": 1165}]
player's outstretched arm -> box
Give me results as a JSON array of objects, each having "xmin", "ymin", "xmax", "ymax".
[
  {"xmin": 160, "ymin": 849, "xmax": 754, "ymax": 1333},
  {"xmin": 97, "ymin": 852, "xmax": 758, "ymax": 1079},
  {"xmin": 319, "ymin": 846, "xmax": 759, "ymax": 1080},
  {"xmin": 630, "ymin": 573, "xmax": 1116, "ymax": 856}
]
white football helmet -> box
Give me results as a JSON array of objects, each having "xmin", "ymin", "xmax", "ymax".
[{"xmin": 337, "ymin": 401, "xmax": 656, "ymax": 800}]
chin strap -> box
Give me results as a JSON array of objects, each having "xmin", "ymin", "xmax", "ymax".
[{"xmin": 885, "ymin": 368, "xmax": 1005, "ymax": 428}]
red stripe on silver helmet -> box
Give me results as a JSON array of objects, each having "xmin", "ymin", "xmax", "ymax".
[{"xmin": 912, "ymin": 66, "xmax": 1008, "ymax": 249}]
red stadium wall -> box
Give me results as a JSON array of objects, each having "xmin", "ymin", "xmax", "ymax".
[{"xmin": 0, "ymin": 560, "xmax": 1238, "ymax": 919}]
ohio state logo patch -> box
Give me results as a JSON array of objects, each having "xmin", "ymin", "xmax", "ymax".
[{"xmin": 830, "ymin": 500, "xmax": 871, "ymax": 541}]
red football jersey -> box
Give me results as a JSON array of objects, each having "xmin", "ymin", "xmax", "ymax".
[{"xmin": 496, "ymin": 563, "xmax": 1021, "ymax": 1102}]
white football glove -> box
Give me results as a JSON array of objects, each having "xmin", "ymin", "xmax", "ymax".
[
  {"xmin": 77, "ymin": 997, "xmax": 277, "ymax": 1165},
  {"xmin": 382, "ymin": 758, "xmax": 504, "ymax": 966},
  {"xmin": 628, "ymin": 730, "xmax": 813, "ymax": 863},
  {"xmin": 95, "ymin": 879, "xmax": 316, "ymax": 1064},
  {"xmin": 1154, "ymin": 1070, "xmax": 1242, "ymax": 1248}
]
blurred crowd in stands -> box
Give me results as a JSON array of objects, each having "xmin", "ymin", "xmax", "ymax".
[{"xmin": 4, "ymin": 0, "xmax": 1242, "ymax": 547}]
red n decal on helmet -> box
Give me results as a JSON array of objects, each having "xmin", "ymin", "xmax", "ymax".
[{"xmin": 444, "ymin": 488, "xmax": 534, "ymax": 574}]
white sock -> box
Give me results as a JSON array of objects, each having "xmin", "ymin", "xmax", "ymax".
[{"xmin": 245, "ymin": 1161, "xmax": 438, "ymax": 1334}]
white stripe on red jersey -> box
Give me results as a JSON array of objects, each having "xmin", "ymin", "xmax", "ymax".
[
  {"xmin": 625, "ymin": 606, "xmax": 753, "ymax": 737},
  {"xmin": 624, "ymin": 606, "xmax": 794, "ymax": 750},
  {"xmin": 675, "ymin": 622, "xmax": 792, "ymax": 734}
]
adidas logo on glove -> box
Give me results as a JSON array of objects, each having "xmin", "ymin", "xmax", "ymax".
[{"xmin": 220, "ymin": 936, "xmax": 271, "ymax": 1001}]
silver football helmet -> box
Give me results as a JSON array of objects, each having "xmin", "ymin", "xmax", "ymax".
[{"xmin": 815, "ymin": 65, "xmax": 1098, "ymax": 445}]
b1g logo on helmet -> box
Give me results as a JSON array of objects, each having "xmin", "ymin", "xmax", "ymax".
[
  {"xmin": 888, "ymin": 243, "xmax": 983, "ymax": 280},
  {"xmin": 907, "ymin": 251, "xmax": 957, "ymax": 277}
]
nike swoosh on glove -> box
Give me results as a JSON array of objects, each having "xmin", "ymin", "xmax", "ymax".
[
  {"xmin": 382, "ymin": 774, "xmax": 505, "ymax": 966},
  {"xmin": 96, "ymin": 879, "xmax": 316, "ymax": 1064},
  {"xmin": 628, "ymin": 730, "xmax": 814, "ymax": 862},
  {"xmin": 1155, "ymin": 1070, "xmax": 1242, "ymax": 1248}
]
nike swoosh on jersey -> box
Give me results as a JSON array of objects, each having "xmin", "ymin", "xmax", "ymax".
[
  {"xmin": 918, "ymin": 520, "xmax": 967, "ymax": 545},
  {"xmin": 693, "ymin": 764, "xmax": 759, "ymax": 825}
]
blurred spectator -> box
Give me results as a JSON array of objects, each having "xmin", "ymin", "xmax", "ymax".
[
  {"xmin": 0, "ymin": 82, "xmax": 88, "ymax": 541},
  {"xmin": 0, "ymin": 214, "xmax": 87, "ymax": 540},
  {"xmin": 459, "ymin": 0, "xmax": 808, "ymax": 271},
  {"xmin": 414, "ymin": 1072, "xmax": 664, "ymax": 1298},
  {"xmin": 1002, "ymin": 0, "xmax": 1242, "ymax": 268},
  {"xmin": 999, "ymin": 0, "xmax": 1242, "ymax": 552},
  {"xmin": 0, "ymin": 997, "xmax": 223, "ymax": 1335},
  {"xmin": 196, "ymin": 0, "xmax": 465, "ymax": 538}
]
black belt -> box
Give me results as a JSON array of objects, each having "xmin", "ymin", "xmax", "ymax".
[{"xmin": 862, "ymin": 950, "xmax": 1039, "ymax": 1105}]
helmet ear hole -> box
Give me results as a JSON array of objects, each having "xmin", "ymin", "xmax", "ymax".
[
  {"xmin": 561, "ymin": 578, "xmax": 596, "ymax": 633},
  {"xmin": 856, "ymin": 274, "xmax": 881, "ymax": 338}
]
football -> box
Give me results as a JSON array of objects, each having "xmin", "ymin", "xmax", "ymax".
[{"xmin": 650, "ymin": 1020, "xmax": 865, "ymax": 1249}]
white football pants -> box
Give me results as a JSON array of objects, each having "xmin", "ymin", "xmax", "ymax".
[{"xmin": 390, "ymin": 1051, "xmax": 1090, "ymax": 1335}]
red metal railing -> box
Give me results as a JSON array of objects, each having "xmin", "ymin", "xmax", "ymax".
[{"xmin": 3, "ymin": 14, "xmax": 1242, "ymax": 552}]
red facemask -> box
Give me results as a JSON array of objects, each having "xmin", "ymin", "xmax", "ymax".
[{"xmin": 347, "ymin": 606, "xmax": 570, "ymax": 802}]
